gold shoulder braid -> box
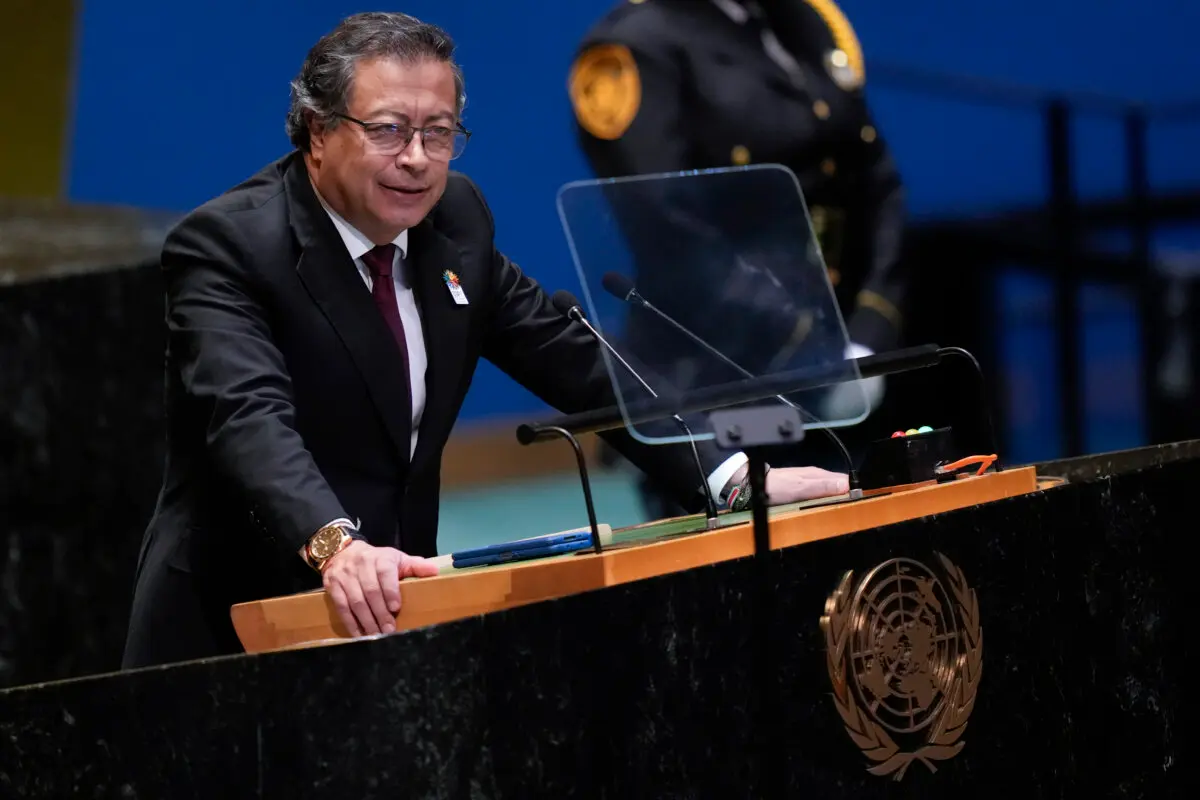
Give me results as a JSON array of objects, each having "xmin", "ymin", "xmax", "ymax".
[{"xmin": 802, "ymin": 0, "xmax": 865, "ymax": 90}]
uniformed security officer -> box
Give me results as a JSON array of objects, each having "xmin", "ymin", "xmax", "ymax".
[{"xmin": 569, "ymin": 0, "xmax": 909, "ymax": 517}]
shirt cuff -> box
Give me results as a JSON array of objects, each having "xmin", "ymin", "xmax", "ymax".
[
  {"xmin": 845, "ymin": 341, "xmax": 874, "ymax": 360},
  {"xmin": 707, "ymin": 452, "xmax": 749, "ymax": 505}
]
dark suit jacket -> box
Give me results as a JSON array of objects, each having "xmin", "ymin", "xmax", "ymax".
[{"xmin": 122, "ymin": 151, "xmax": 726, "ymax": 668}]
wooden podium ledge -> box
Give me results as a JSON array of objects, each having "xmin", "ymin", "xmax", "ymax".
[{"xmin": 232, "ymin": 467, "xmax": 1041, "ymax": 654}]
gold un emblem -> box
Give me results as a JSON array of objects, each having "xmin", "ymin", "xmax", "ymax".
[{"xmin": 821, "ymin": 553, "xmax": 983, "ymax": 781}]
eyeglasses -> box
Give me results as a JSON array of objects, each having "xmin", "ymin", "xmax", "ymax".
[{"xmin": 333, "ymin": 113, "xmax": 471, "ymax": 161}]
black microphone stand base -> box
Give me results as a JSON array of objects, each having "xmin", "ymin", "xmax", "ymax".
[{"xmin": 709, "ymin": 406, "xmax": 807, "ymax": 557}]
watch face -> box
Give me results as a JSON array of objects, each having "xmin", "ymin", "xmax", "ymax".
[{"xmin": 309, "ymin": 528, "xmax": 344, "ymax": 560}]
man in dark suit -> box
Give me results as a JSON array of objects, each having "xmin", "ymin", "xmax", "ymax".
[
  {"xmin": 121, "ymin": 11, "xmax": 849, "ymax": 669},
  {"xmin": 571, "ymin": 0, "xmax": 909, "ymax": 516}
]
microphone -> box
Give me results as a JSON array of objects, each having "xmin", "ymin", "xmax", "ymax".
[
  {"xmin": 601, "ymin": 272, "xmax": 641, "ymax": 305},
  {"xmin": 551, "ymin": 290, "xmax": 722, "ymax": 527},
  {"xmin": 600, "ymin": 271, "xmax": 860, "ymax": 491}
]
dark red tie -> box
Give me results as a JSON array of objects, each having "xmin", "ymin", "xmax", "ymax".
[{"xmin": 361, "ymin": 244, "xmax": 411, "ymax": 372}]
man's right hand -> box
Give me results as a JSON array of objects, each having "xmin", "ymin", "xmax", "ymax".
[{"xmin": 321, "ymin": 541, "xmax": 440, "ymax": 636}]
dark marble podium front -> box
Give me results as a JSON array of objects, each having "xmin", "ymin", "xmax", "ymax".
[
  {"xmin": 1, "ymin": 199, "xmax": 176, "ymax": 689},
  {"xmin": 0, "ymin": 443, "xmax": 1186, "ymax": 798}
]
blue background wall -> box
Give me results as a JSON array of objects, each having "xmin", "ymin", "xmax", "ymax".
[{"xmin": 68, "ymin": 0, "xmax": 1200, "ymax": 459}]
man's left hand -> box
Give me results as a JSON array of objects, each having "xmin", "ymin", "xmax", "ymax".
[{"xmin": 764, "ymin": 466, "xmax": 849, "ymax": 504}]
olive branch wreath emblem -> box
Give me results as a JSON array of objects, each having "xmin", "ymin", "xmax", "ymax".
[{"xmin": 820, "ymin": 552, "xmax": 983, "ymax": 781}]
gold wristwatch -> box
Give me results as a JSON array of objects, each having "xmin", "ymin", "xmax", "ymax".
[{"xmin": 305, "ymin": 523, "xmax": 362, "ymax": 572}]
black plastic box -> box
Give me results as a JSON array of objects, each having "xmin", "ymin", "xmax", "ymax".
[{"xmin": 857, "ymin": 426, "xmax": 957, "ymax": 490}]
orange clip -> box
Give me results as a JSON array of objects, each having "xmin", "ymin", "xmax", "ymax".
[{"xmin": 934, "ymin": 454, "xmax": 998, "ymax": 477}]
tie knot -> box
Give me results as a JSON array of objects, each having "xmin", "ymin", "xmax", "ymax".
[{"xmin": 362, "ymin": 244, "xmax": 397, "ymax": 280}]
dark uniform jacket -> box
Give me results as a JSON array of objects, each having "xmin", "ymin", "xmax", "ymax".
[{"xmin": 571, "ymin": 0, "xmax": 907, "ymax": 357}]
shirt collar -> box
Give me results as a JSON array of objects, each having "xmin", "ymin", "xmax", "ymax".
[{"xmin": 311, "ymin": 182, "xmax": 408, "ymax": 260}]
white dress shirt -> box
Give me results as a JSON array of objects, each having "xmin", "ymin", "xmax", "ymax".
[
  {"xmin": 315, "ymin": 192, "xmax": 428, "ymax": 460},
  {"xmin": 312, "ymin": 188, "xmax": 744, "ymax": 516}
]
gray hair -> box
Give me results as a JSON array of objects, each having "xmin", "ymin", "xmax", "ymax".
[{"xmin": 285, "ymin": 12, "xmax": 467, "ymax": 151}]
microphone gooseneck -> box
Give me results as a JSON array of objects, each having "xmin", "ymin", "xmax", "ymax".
[
  {"xmin": 551, "ymin": 290, "xmax": 723, "ymax": 525},
  {"xmin": 600, "ymin": 271, "xmax": 861, "ymax": 493}
]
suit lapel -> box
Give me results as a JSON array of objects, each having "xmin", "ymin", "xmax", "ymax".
[
  {"xmin": 407, "ymin": 219, "xmax": 472, "ymax": 476},
  {"xmin": 286, "ymin": 160, "xmax": 414, "ymax": 468}
]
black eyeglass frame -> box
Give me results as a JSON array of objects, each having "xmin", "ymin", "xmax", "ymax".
[{"xmin": 332, "ymin": 112, "xmax": 472, "ymax": 160}]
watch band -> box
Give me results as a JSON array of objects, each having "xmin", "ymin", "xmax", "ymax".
[
  {"xmin": 305, "ymin": 522, "xmax": 366, "ymax": 572},
  {"xmin": 723, "ymin": 465, "xmax": 771, "ymax": 512}
]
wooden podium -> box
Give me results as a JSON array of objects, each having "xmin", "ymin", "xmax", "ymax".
[{"xmin": 232, "ymin": 467, "xmax": 1041, "ymax": 654}]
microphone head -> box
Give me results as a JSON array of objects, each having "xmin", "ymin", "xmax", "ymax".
[
  {"xmin": 601, "ymin": 271, "xmax": 637, "ymax": 301},
  {"xmin": 551, "ymin": 290, "xmax": 583, "ymax": 319}
]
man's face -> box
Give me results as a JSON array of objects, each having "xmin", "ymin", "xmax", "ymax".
[{"xmin": 308, "ymin": 56, "xmax": 458, "ymax": 243}]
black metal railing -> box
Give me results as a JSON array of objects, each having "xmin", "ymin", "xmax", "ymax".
[{"xmin": 865, "ymin": 60, "xmax": 1200, "ymax": 456}]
